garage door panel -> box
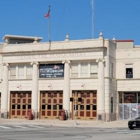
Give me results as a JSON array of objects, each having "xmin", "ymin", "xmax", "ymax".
[
  {"xmin": 40, "ymin": 91, "xmax": 63, "ymax": 119},
  {"xmin": 72, "ymin": 91, "xmax": 97, "ymax": 120},
  {"xmin": 10, "ymin": 91, "xmax": 32, "ymax": 119}
]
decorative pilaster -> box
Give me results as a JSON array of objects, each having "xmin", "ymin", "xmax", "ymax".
[
  {"xmin": 105, "ymin": 55, "xmax": 111, "ymax": 121},
  {"xmin": 62, "ymin": 60, "xmax": 70, "ymax": 116},
  {"xmin": 31, "ymin": 62, "xmax": 38, "ymax": 119},
  {"xmin": 1, "ymin": 63, "xmax": 9, "ymax": 118},
  {"xmin": 96, "ymin": 59, "xmax": 105, "ymax": 121}
]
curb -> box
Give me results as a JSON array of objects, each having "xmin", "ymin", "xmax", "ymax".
[{"xmin": 0, "ymin": 119, "xmax": 128, "ymax": 129}]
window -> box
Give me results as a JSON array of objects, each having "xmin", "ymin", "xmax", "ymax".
[
  {"xmin": 10, "ymin": 65, "xmax": 16, "ymax": 79},
  {"xmin": 26, "ymin": 65, "xmax": 32, "ymax": 79},
  {"xmin": 119, "ymin": 93, "xmax": 122, "ymax": 103},
  {"xmin": 138, "ymin": 93, "xmax": 140, "ymax": 103},
  {"xmin": 86, "ymin": 105, "xmax": 90, "ymax": 110},
  {"xmin": 81, "ymin": 62, "xmax": 88, "ymax": 77},
  {"xmin": 10, "ymin": 64, "xmax": 32, "ymax": 79},
  {"xmin": 71, "ymin": 62, "xmax": 97, "ymax": 78},
  {"xmin": 92, "ymin": 105, "xmax": 96, "ymax": 110},
  {"xmin": 71, "ymin": 63, "xmax": 78, "ymax": 78},
  {"xmin": 18, "ymin": 65, "xmax": 24, "ymax": 79},
  {"xmin": 126, "ymin": 64, "xmax": 133, "ymax": 78},
  {"xmin": 124, "ymin": 93, "xmax": 136, "ymax": 103},
  {"xmin": 90, "ymin": 62, "xmax": 97, "ymax": 78},
  {"xmin": 111, "ymin": 97, "xmax": 113, "ymax": 113}
]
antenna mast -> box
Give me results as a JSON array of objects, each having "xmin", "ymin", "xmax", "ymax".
[{"xmin": 91, "ymin": 0, "xmax": 94, "ymax": 38}]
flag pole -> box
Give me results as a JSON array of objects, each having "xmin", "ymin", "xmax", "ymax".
[{"xmin": 48, "ymin": 5, "xmax": 51, "ymax": 42}]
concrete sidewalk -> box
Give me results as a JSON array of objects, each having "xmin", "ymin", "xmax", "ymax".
[{"xmin": 0, "ymin": 119, "xmax": 128, "ymax": 129}]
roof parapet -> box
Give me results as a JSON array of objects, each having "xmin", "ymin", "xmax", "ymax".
[{"xmin": 3, "ymin": 35, "xmax": 42, "ymax": 45}]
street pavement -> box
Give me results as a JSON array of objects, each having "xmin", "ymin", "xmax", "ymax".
[
  {"xmin": 0, "ymin": 118, "xmax": 128, "ymax": 129},
  {"xmin": 0, "ymin": 119, "xmax": 140, "ymax": 140},
  {"xmin": 0, "ymin": 124, "xmax": 139, "ymax": 140}
]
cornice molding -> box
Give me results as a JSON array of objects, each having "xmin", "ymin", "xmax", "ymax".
[{"xmin": 1, "ymin": 46, "xmax": 107, "ymax": 56}]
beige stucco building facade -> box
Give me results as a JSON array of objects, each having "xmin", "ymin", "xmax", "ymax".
[{"xmin": 0, "ymin": 32, "xmax": 139, "ymax": 121}]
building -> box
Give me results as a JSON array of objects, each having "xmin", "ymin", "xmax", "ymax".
[
  {"xmin": 0, "ymin": 31, "xmax": 139, "ymax": 121},
  {"xmin": 116, "ymin": 40, "xmax": 140, "ymax": 120}
]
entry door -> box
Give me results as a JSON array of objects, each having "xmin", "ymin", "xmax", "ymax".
[
  {"xmin": 10, "ymin": 92, "xmax": 32, "ymax": 119},
  {"xmin": 72, "ymin": 91, "xmax": 97, "ymax": 120},
  {"xmin": 40, "ymin": 91, "xmax": 63, "ymax": 119}
]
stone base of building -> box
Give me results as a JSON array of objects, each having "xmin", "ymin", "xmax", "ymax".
[
  {"xmin": 110, "ymin": 113, "xmax": 117, "ymax": 121},
  {"xmin": 67, "ymin": 110, "xmax": 71, "ymax": 119},
  {"xmin": 105, "ymin": 113, "xmax": 117, "ymax": 122},
  {"xmin": 97, "ymin": 113, "xmax": 105, "ymax": 121},
  {"xmin": 104, "ymin": 113, "xmax": 117, "ymax": 122},
  {"xmin": 1, "ymin": 112, "xmax": 8, "ymax": 119},
  {"xmin": 105, "ymin": 113, "xmax": 110, "ymax": 122},
  {"xmin": 32, "ymin": 111, "xmax": 38, "ymax": 119}
]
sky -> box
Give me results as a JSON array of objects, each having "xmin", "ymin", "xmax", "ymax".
[{"xmin": 0, "ymin": 0, "xmax": 140, "ymax": 44}]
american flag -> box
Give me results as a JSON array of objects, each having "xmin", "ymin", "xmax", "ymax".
[
  {"xmin": 45, "ymin": 6, "xmax": 50, "ymax": 18},
  {"xmin": 53, "ymin": 65, "xmax": 60, "ymax": 69}
]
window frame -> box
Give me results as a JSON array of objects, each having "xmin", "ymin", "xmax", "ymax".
[
  {"xmin": 9, "ymin": 64, "xmax": 32, "ymax": 79},
  {"xmin": 90, "ymin": 62, "xmax": 98, "ymax": 78},
  {"xmin": 81, "ymin": 62, "xmax": 88, "ymax": 77},
  {"xmin": 126, "ymin": 68, "xmax": 133, "ymax": 78},
  {"xmin": 26, "ymin": 65, "xmax": 32, "ymax": 79},
  {"xmin": 71, "ymin": 62, "xmax": 98, "ymax": 78},
  {"xmin": 71, "ymin": 63, "xmax": 78, "ymax": 78},
  {"xmin": 10, "ymin": 65, "xmax": 16, "ymax": 79},
  {"xmin": 18, "ymin": 65, "xmax": 25, "ymax": 79}
]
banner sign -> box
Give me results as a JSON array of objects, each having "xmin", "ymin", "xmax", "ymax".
[{"xmin": 39, "ymin": 64, "xmax": 64, "ymax": 78}]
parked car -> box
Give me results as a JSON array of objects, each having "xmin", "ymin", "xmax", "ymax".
[{"xmin": 128, "ymin": 117, "xmax": 140, "ymax": 130}]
